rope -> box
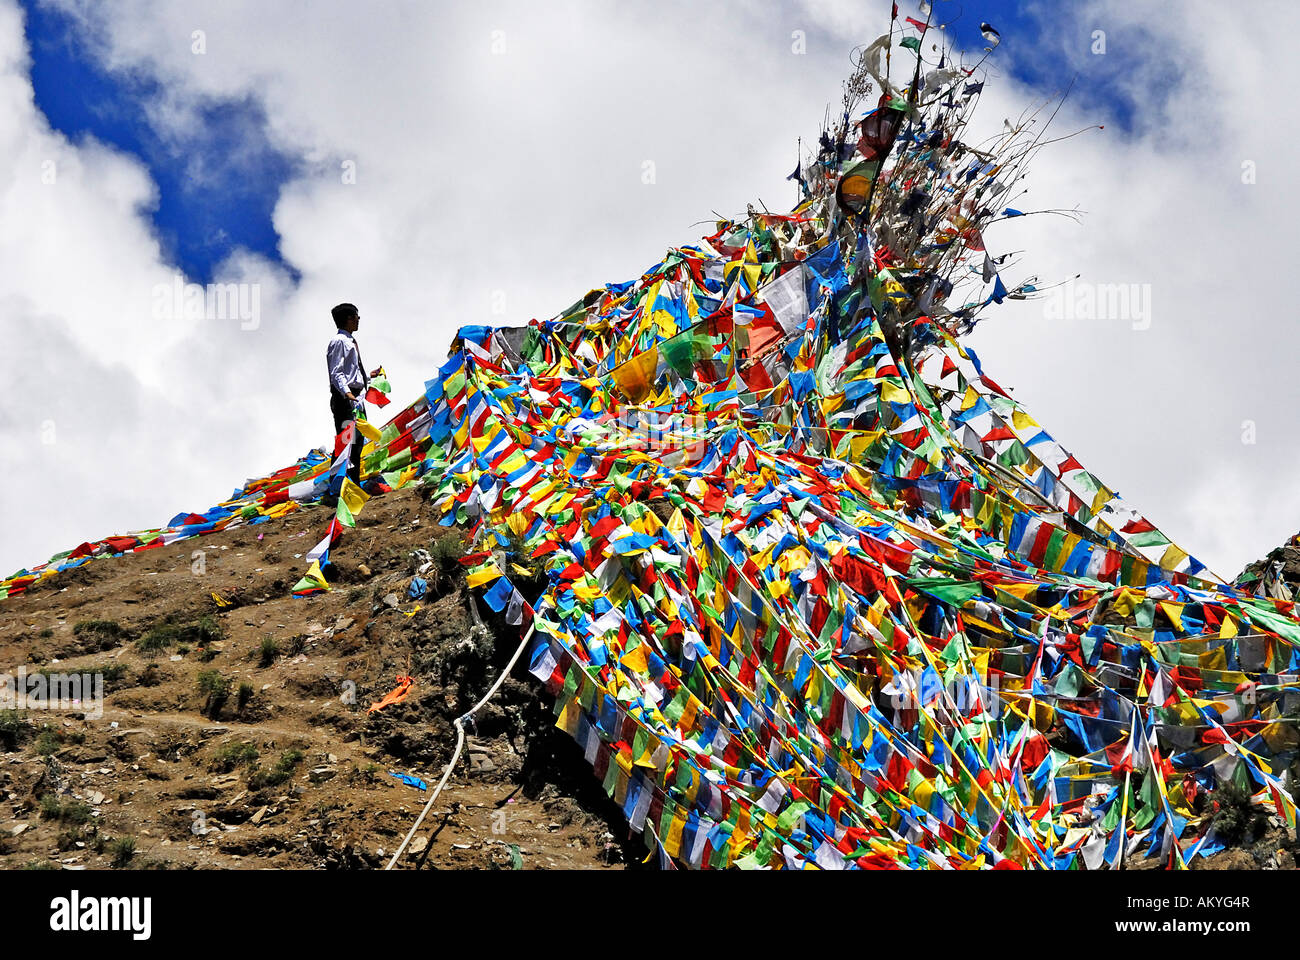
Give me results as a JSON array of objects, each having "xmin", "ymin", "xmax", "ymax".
[{"xmin": 384, "ymin": 621, "xmax": 537, "ymax": 870}]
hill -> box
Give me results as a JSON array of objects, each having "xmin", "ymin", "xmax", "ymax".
[
  {"xmin": 4, "ymin": 20, "xmax": 1299, "ymax": 871},
  {"xmin": 0, "ymin": 488, "xmax": 636, "ymax": 870}
]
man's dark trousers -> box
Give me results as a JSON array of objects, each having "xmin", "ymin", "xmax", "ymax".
[{"xmin": 330, "ymin": 391, "xmax": 364, "ymax": 491}]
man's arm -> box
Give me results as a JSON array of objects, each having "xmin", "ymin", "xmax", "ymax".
[{"xmin": 327, "ymin": 338, "xmax": 356, "ymax": 399}]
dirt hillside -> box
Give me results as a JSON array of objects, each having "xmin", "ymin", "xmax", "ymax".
[{"xmin": 0, "ymin": 486, "xmax": 639, "ymax": 870}]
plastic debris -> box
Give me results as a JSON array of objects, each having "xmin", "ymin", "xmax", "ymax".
[
  {"xmin": 367, "ymin": 675, "xmax": 414, "ymax": 715},
  {"xmin": 389, "ymin": 772, "xmax": 428, "ymax": 791}
]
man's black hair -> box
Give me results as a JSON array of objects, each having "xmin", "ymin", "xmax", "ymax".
[{"xmin": 331, "ymin": 302, "xmax": 359, "ymax": 327}]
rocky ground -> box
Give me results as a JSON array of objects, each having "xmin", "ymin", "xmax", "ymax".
[
  {"xmin": 0, "ymin": 486, "xmax": 641, "ymax": 871},
  {"xmin": 1237, "ymin": 532, "xmax": 1300, "ymax": 602}
]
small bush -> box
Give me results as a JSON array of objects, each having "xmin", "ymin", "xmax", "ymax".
[
  {"xmin": 0, "ymin": 710, "xmax": 29, "ymax": 750},
  {"xmin": 196, "ymin": 670, "xmax": 228, "ymax": 697},
  {"xmin": 98, "ymin": 663, "xmax": 129, "ymax": 684},
  {"xmin": 249, "ymin": 767, "xmax": 289, "ymax": 790},
  {"xmin": 73, "ymin": 620, "xmax": 129, "ymax": 642},
  {"xmin": 196, "ymin": 670, "xmax": 231, "ymax": 719},
  {"xmin": 39, "ymin": 795, "xmax": 93, "ymax": 824},
  {"xmin": 236, "ymin": 682, "xmax": 255, "ymax": 713},
  {"xmin": 108, "ymin": 836, "xmax": 136, "ymax": 868},
  {"xmin": 35, "ymin": 726, "xmax": 60, "ymax": 757},
  {"xmin": 136, "ymin": 624, "xmax": 178, "ymax": 653},
  {"xmin": 211, "ymin": 741, "xmax": 259, "ymax": 772},
  {"xmin": 71, "ymin": 619, "xmax": 131, "ymax": 653},
  {"xmin": 88, "ymin": 663, "xmax": 131, "ymax": 692},
  {"xmin": 136, "ymin": 615, "xmax": 226, "ymax": 654},
  {"xmin": 1213, "ymin": 781, "xmax": 1269, "ymax": 846},
  {"xmin": 248, "ymin": 749, "xmax": 304, "ymax": 790},
  {"xmin": 258, "ymin": 636, "xmax": 279, "ymax": 668},
  {"xmin": 426, "ymin": 536, "xmax": 465, "ymax": 591},
  {"xmin": 191, "ymin": 616, "xmax": 224, "ymax": 646},
  {"xmin": 138, "ymin": 663, "xmax": 163, "ymax": 687}
]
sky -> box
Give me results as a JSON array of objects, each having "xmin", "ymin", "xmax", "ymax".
[{"xmin": 1, "ymin": 0, "xmax": 1297, "ymax": 584}]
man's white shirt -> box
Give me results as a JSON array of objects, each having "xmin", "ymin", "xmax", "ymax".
[{"xmin": 327, "ymin": 330, "xmax": 368, "ymax": 397}]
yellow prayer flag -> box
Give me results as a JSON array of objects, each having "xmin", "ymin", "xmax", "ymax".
[
  {"xmin": 622, "ymin": 643, "xmax": 649, "ymax": 674},
  {"xmin": 879, "ymin": 381, "xmax": 911, "ymax": 404},
  {"xmin": 466, "ymin": 565, "xmax": 503, "ymax": 589},
  {"xmin": 340, "ymin": 477, "xmax": 370, "ymax": 515},
  {"xmin": 355, "ymin": 417, "xmax": 382, "ymax": 443},
  {"xmin": 292, "ymin": 559, "xmax": 331, "ymax": 595},
  {"xmin": 665, "ymin": 810, "xmax": 686, "ymax": 858},
  {"xmin": 505, "ymin": 511, "xmax": 531, "ymax": 537},
  {"xmin": 1011, "ymin": 409, "xmax": 1039, "ymax": 432},
  {"xmin": 612, "ymin": 346, "xmax": 660, "ymax": 404},
  {"xmin": 1198, "ymin": 645, "xmax": 1227, "ymax": 671},
  {"xmin": 1158, "ymin": 542, "xmax": 1189, "ymax": 572},
  {"xmin": 1158, "ymin": 601, "xmax": 1185, "ymax": 631}
]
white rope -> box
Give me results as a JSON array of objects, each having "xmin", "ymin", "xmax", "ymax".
[{"xmin": 384, "ymin": 621, "xmax": 537, "ymax": 870}]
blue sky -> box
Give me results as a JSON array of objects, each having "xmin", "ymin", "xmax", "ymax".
[
  {"xmin": 928, "ymin": 0, "xmax": 1154, "ymax": 131},
  {"xmin": 21, "ymin": 0, "xmax": 298, "ymax": 284},
  {"xmin": 19, "ymin": 0, "xmax": 1143, "ymax": 285}
]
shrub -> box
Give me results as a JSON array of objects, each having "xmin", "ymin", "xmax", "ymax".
[
  {"xmin": 258, "ymin": 636, "xmax": 279, "ymax": 667},
  {"xmin": 0, "ymin": 710, "xmax": 28, "ymax": 750},
  {"xmin": 191, "ymin": 615, "xmax": 224, "ymax": 646},
  {"xmin": 426, "ymin": 536, "xmax": 465, "ymax": 592},
  {"xmin": 136, "ymin": 624, "xmax": 178, "ymax": 653},
  {"xmin": 138, "ymin": 663, "xmax": 163, "ymax": 687},
  {"xmin": 1213, "ymin": 781, "xmax": 1269, "ymax": 846},
  {"xmin": 39, "ymin": 795, "xmax": 93, "ymax": 824},
  {"xmin": 35, "ymin": 726, "xmax": 60, "ymax": 757},
  {"xmin": 248, "ymin": 749, "xmax": 304, "ymax": 790},
  {"xmin": 196, "ymin": 670, "xmax": 231, "ymax": 719},
  {"xmin": 89, "ymin": 663, "xmax": 131, "ymax": 692},
  {"xmin": 211, "ymin": 741, "xmax": 259, "ymax": 772},
  {"xmin": 136, "ymin": 615, "xmax": 226, "ymax": 654},
  {"xmin": 108, "ymin": 836, "xmax": 136, "ymax": 868},
  {"xmin": 73, "ymin": 620, "xmax": 129, "ymax": 642}
]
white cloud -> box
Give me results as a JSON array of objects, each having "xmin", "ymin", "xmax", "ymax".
[
  {"xmin": 1, "ymin": 0, "xmax": 1297, "ymax": 581},
  {"xmin": 959, "ymin": 0, "xmax": 1300, "ymax": 578}
]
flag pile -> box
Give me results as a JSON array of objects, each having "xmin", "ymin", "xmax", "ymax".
[{"xmin": 4, "ymin": 13, "xmax": 1297, "ymax": 869}]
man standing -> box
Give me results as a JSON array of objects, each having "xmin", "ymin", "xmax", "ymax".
[{"xmin": 326, "ymin": 303, "xmax": 381, "ymax": 502}]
